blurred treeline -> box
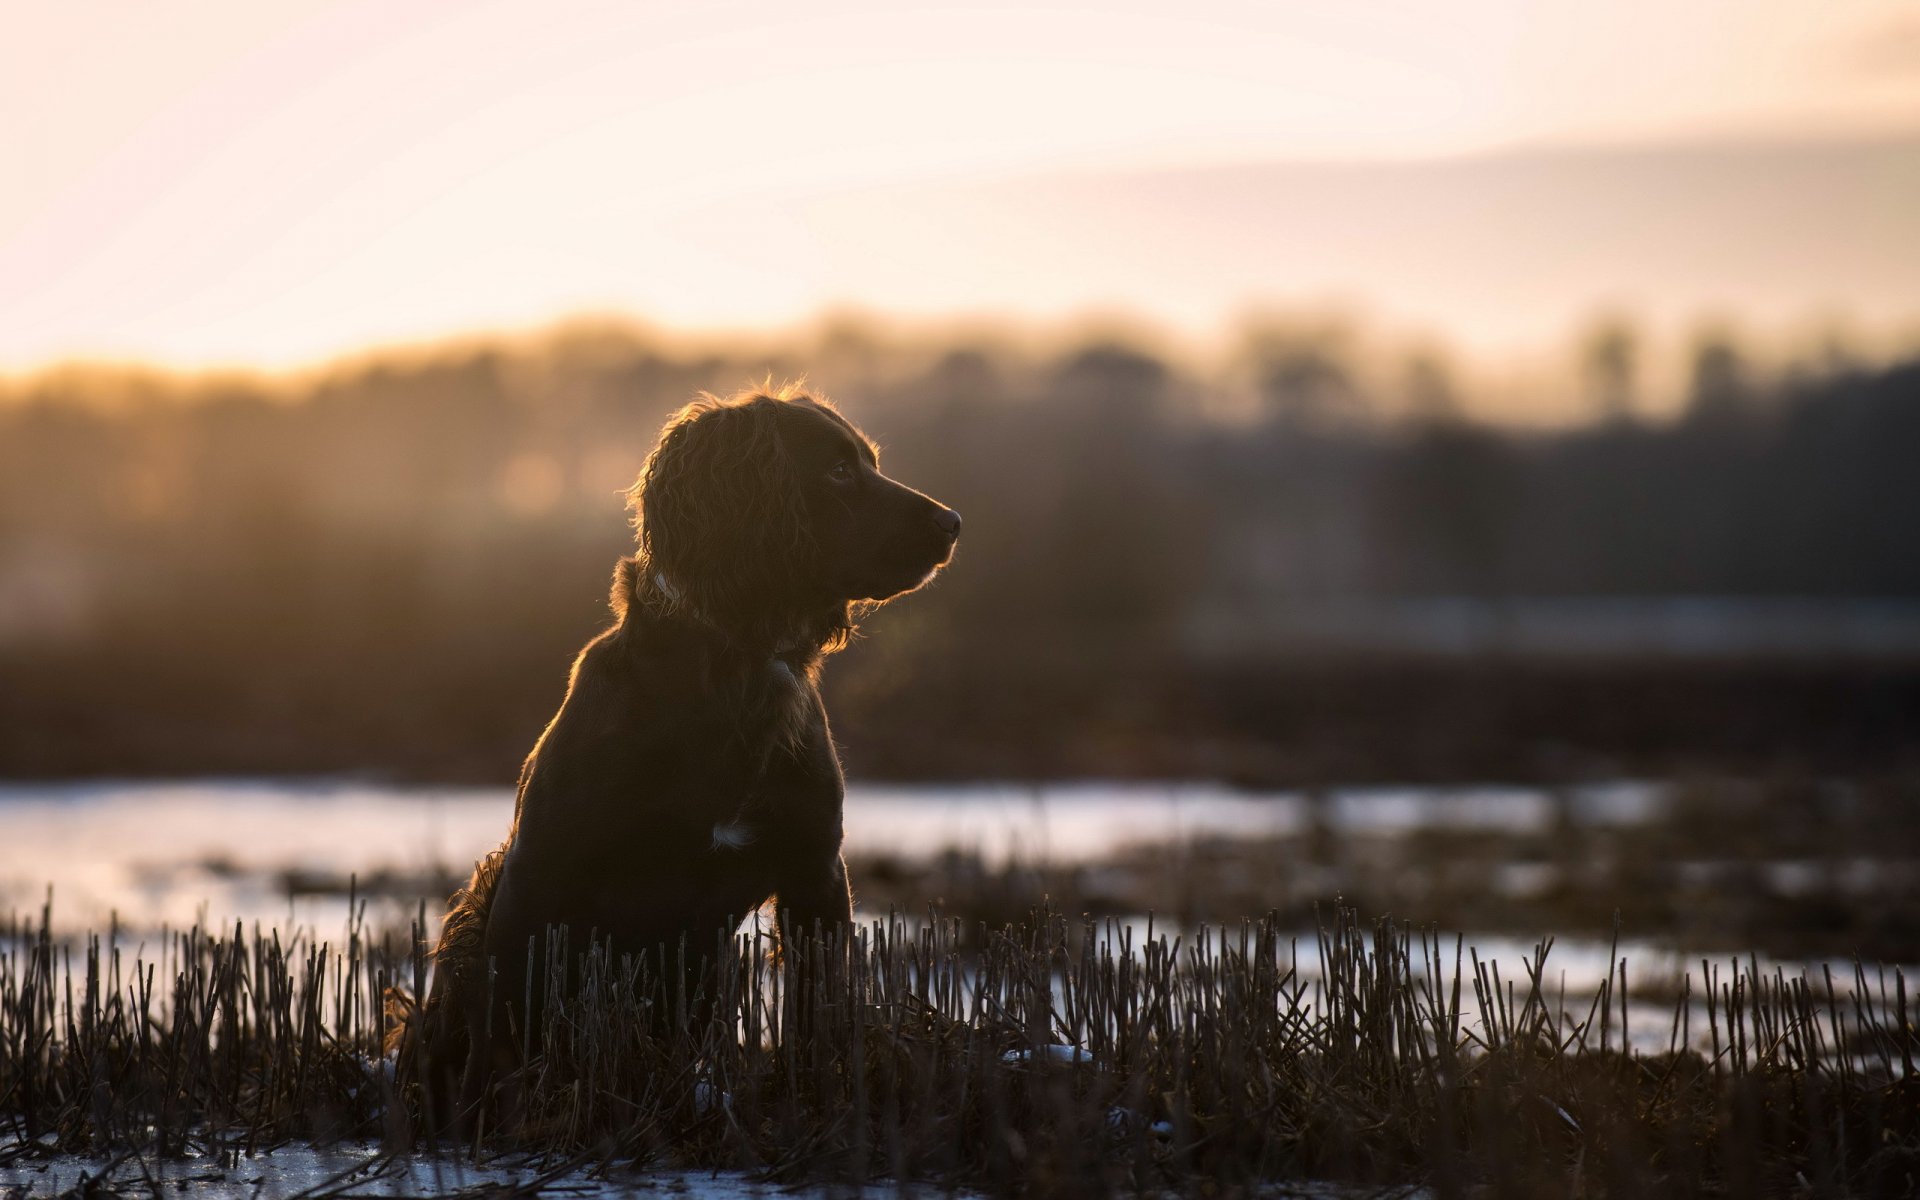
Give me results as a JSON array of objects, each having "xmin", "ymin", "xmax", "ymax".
[{"xmin": 1, "ymin": 318, "xmax": 1917, "ymax": 784}]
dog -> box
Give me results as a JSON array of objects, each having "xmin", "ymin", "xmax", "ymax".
[{"xmin": 393, "ymin": 384, "xmax": 960, "ymax": 1130}]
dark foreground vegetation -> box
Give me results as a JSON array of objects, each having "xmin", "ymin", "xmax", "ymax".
[
  {"xmin": 3, "ymin": 320, "xmax": 1919, "ymax": 784},
  {"xmin": 3, "ymin": 901, "xmax": 1916, "ymax": 1197}
]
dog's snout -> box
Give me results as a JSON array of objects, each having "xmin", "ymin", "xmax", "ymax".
[{"xmin": 932, "ymin": 507, "xmax": 962, "ymax": 538}]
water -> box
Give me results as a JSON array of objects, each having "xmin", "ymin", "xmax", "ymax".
[{"xmin": 0, "ymin": 777, "xmax": 1667, "ymax": 933}]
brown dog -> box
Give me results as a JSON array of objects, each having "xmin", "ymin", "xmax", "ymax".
[{"xmin": 400, "ymin": 385, "xmax": 960, "ymax": 1125}]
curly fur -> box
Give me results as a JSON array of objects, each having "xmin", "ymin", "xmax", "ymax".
[
  {"xmin": 385, "ymin": 847, "xmax": 506, "ymax": 1130},
  {"xmin": 385, "ymin": 848, "xmax": 507, "ymax": 1044},
  {"xmin": 616, "ymin": 385, "xmax": 873, "ymax": 658}
]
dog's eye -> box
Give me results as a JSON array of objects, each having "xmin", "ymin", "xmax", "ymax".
[{"xmin": 827, "ymin": 461, "xmax": 856, "ymax": 484}]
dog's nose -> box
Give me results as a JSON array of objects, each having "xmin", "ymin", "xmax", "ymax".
[{"xmin": 933, "ymin": 507, "xmax": 962, "ymax": 538}]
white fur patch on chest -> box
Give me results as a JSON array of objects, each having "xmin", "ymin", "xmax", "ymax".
[{"xmin": 711, "ymin": 821, "xmax": 756, "ymax": 851}]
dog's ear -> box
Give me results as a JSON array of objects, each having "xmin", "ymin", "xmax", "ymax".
[{"xmin": 629, "ymin": 396, "xmax": 815, "ymax": 641}]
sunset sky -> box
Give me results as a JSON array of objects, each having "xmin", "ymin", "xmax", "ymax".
[{"xmin": 3, "ymin": 0, "xmax": 1917, "ymax": 369}]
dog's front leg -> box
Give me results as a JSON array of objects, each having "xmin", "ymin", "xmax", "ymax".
[
  {"xmin": 775, "ymin": 850, "xmax": 853, "ymax": 950},
  {"xmin": 775, "ymin": 851, "xmax": 853, "ymax": 1040}
]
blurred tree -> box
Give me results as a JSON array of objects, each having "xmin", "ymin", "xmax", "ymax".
[
  {"xmin": 1033, "ymin": 344, "xmax": 1192, "ymax": 640},
  {"xmin": 922, "ymin": 348, "xmax": 1002, "ymax": 408},
  {"xmin": 1376, "ymin": 419, "xmax": 1524, "ymax": 597},
  {"xmin": 1578, "ymin": 315, "xmax": 1640, "ymax": 424},
  {"xmin": 1401, "ymin": 346, "xmax": 1461, "ymax": 424},
  {"xmin": 1686, "ymin": 326, "xmax": 1755, "ymax": 424},
  {"xmin": 1052, "ymin": 343, "xmax": 1168, "ymax": 422},
  {"xmin": 1241, "ymin": 321, "xmax": 1366, "ymax": 430},
  {"xmin": 4, "ymin": 321, "xmax": 1920, "ymax": 780}
]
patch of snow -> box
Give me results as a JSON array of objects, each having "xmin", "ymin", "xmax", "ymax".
[
  {"xmin": 692, "ymin": 1079, "xmax": 733, "ymax": 1115},
  {"xmin": 0, "ymin": 1143, "xmax": 774, "ymax": 1199},
  {"xmin": 1001, "ymin": 1043, "xmax": 1090, "ymax": 1065}
]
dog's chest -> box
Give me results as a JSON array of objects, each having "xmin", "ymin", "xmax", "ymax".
[
  {"xmin": 709, "ymin": 818, "xmax": 758, "ymax": 852},
  {"xmin": 702, "ymin": 657, "xmax": 838, "ymax": 855}
]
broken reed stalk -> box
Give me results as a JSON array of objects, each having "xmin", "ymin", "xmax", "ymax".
[{"xmin": 1, "ymin": 898, "xmax": 1916, "ymax": 1196}]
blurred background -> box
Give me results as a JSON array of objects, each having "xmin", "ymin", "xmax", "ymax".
[{"xmin": 2, "ymin": 1, "xmax": 1918, "ymax": 959}]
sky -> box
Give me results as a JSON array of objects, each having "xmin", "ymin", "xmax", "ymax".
[{"xmin": 2, "ymin": 0, "xmax": 1917, "ymax": 370}]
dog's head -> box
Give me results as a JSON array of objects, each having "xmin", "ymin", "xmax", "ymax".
[{"xmin": 624, "ymin": 386, "xmax": 960, "ymax": 652}]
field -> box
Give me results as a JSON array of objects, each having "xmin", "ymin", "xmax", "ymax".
[
  {"xmin": 2, "ymin": 902, "xmax": 1917, "ymax": 1197},
  {"xmin": 1, "ymin": 780, "xmax": 1917, "ymax": 1197}
]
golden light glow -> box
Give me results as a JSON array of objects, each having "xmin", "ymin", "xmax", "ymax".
[{"xmin": 3, "ymin": 0, "xmax": 1917, "ymax": 369}]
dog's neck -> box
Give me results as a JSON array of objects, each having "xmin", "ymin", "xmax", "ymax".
[
  {"xmin": 651, "ymin": 570, "xmax": 809, "ymax": 656},
  {"xmin": 649, "ymin": 569, "xmax": 688, "ymax": 609},
  {"xmin": 616, "ymin": 557, "xmax": 843, "ymax": 668}
]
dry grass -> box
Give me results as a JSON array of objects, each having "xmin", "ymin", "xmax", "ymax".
[{"xmin": 2, "ymin": 893, "xmax": 1917, "ymax": 1197}]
